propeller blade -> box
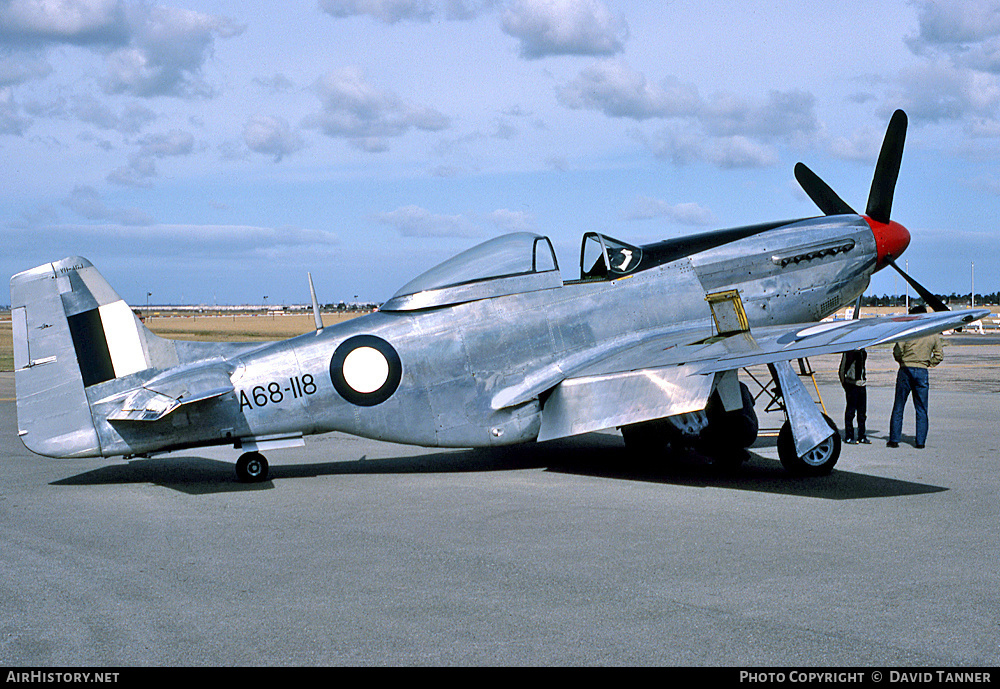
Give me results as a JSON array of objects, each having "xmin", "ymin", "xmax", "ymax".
[
  {"xmin": 794, "ymin": 163, "xmax": 856, "ymax": 216},
  {"xmin": 885, "ymin": 257, "xmax": 950, "ymax": 312},
  {"xmin": 866, "ymin": 109, "xmax": 907, "ymax": 224}
]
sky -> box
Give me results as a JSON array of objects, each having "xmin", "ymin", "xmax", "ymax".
[{"xmin": 2, "ymin": 0, "xmax": 999, "ymax": 306}]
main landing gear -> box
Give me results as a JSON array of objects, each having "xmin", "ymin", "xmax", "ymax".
[
  {"xmin": 769, "ymin": 361, "xmax": 841, "ymax": 476},
  {"xmin": 777, "ymin": 414, "xmax": 840, "ymax": 476},
  {"xmin": 619, "ymin": 381, "xmax": 759, "ymax": 469},
  {"xmin": 620, "ymin": 363, "xmax": 842, "ymax": 477},
  {"xmin": 235, "ymin": 451, "xmax": 269, "ymax": 483}
]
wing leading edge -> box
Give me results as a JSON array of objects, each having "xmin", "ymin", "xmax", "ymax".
[{"xmin": 689, "ymin": 309, "xmax": 989, "ymax": 375}]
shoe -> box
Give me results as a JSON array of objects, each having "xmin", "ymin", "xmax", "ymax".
[
  {"xmin": 858, "ymin": 437, "xmax": 871, "ymax": 444},
  {"xmin": 886, "ymin": 441, "xmax": 899, "ymax": 448},
  {"xmin": 915, "ymin": 444, "xmax": 925, "ymax": 449},
  {"xmin": 845, "ymin": 438, "xmax": 856, "ymax": 444}
]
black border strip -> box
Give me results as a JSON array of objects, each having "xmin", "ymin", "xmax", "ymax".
[{"xmin": 66, "ymin": 308, "xmax": 115, "ymax": 387}]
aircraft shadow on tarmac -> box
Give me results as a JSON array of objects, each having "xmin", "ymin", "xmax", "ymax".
[{"xmin": 52, "ymin": 432, "xmax": 946, "ymax": 500}]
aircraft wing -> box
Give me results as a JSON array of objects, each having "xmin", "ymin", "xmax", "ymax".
[
  {"xmin": 532, "ymin": 308, "xmax": 988, "ymax": 441},
  {"xmin": 687, "ymin": 308, "xmax": 989, "ymax": 374},
  {"xmin": 107, "ymin": 359, "xmax": 234, "ymax": 422}
]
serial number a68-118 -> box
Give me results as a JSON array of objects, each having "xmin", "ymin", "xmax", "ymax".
[{"xmin": 239, "ymin": 374, "xmax": 317, "ymax": 411}]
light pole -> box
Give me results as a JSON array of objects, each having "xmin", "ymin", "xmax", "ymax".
[{"xmin": 971, "ymin": 262, "xmax": 975, "ymax": 308}]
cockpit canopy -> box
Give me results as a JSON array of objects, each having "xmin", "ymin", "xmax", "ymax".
[
  {"xmin": 381, "ymin": 232, "xmax": 562, "ymax": 311},
  {"xmin": 579, "ymin": 232, "xmax": 644, "ymax": 280}
]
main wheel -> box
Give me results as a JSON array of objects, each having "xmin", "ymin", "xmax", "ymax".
[
  {"xmin": 621, "ymin": 422, "xmax": 667, "ymax": 455},
  {"xmin": 235, "ymin": 451, "xmax": 269, "ymax": 483},
  {"xmin": 777, "ymin": 414, "xmax": 840, "ymax": 476},
  {"xmin": 705, "ymin": 382, "xmax": 759, "ymax": 450}
]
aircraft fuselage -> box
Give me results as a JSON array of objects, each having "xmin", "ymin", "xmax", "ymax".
[{"xmin": 83, "ymin": 214, "xmax": 878, "ymax": 456}]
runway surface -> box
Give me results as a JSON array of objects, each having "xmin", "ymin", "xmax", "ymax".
[{"xmin": 2, "ymin": 348, "xmax": 999, "ymax": 666}]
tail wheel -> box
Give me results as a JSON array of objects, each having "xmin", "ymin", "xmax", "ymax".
[
  {"xmin": 236, "ymin": 451, "xmax": 269, "ymax": 483},
  {"xmin": 777, "ymin": 414, "xmax": 840, "ymax": 476}
]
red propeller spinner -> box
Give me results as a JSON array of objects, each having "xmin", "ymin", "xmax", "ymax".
[{"xmin": 864, "ymin": 216, "xmax": 910, "ymax": 270}]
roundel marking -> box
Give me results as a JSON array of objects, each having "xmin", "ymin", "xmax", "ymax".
[
  {"xmin": 330, "ymin": 335, "xmax": 401, "ymax": 406},
  {"xmin": 342, "ymin": 347, "xmax": 390, "ymax": 394}
]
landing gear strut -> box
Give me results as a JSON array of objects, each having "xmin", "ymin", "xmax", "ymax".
[
  {"xmin": 235, "ymin": 451, "xmax": 269, "ymax": 483},
  {"xmin": 770, "ymin": 361, "xmax": 841, "ymax": 476}
]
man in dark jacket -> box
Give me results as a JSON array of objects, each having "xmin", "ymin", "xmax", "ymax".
[{"xmin": 839, "ymin": 348, "xmax": 869, "ymax": 443}]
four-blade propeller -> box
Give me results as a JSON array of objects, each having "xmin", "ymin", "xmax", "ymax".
[{"xmin": 795, "ymin": 109, "xmax": 949, "ymax": 312}]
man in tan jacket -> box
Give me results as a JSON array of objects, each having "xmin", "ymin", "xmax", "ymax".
[{"xmin": 887, "ymin": 305, "xmax": 944, "ymax": 448}]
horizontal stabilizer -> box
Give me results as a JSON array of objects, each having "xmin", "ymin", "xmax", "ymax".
[{"xmin": 108, "ymin": 360, "xmax": 234, "ymax": 422}]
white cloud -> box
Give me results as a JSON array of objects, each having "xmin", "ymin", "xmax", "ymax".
[
  {"xmin": 705, "ymin": 136, "xmax": 779, "ymax": 169},
  {"xmin": 965, "ymin": 113, "xmax": 1000, "ymax": 136},
  {"xmin": 636, "ymin": 126, "xmax": 779, "ymax": 169},
  {"xmin": 0, "ymin": 87, "xmax": 30, "ymax": 135},
  {"xmin": 889, "ymin": 60, "xmax": 1000, "ymax": 124},
  {"xmin": 501, "ymin": 0, "xmax": 627, "ymax": 59},
  {"xmin": 443, "ymin": 0, "xmax": 497, "ymax": 21},
  {"xmin": 557, "ymin": 59, "xmax": 700, "ymax": 119},
  {"xmin": 253, "ymin": 73, "xmax": 296, "ymax": 94},
  {"xmin": 629, "ymin": 124, "xmax": 701, "ymax": 165},
  {"xmin": 304, "ymin": 67, "xmax": 450, "ymax": 151},
  {"xmin": 829, "ymin": 127, "xmax": 883, "ymax": 163},
  {"xmin": 485, "ymin": 208, "xmax": 536, "ymax": 232},
  {"xmin": 0, "ymin": 54, "xmax": 52, "ymax": 86},
  {"xmin": 896, "ymin": 1, "xmax": 1000, "ymax": 134},
  {"xmin": 71, "ymin": 95, "xmax": 156, "ymax": 133},
  {"xmin": 375, "ymin": 205, "xmax": 481, "ymax": 237},
  {"xmin": 626, "ymin": 197, "xmax": 715, "ymax": 226},
  {"xmin": 62, "ymin": 184, "xmax": 153, "ymax": 225},
  {"xmin": 106, "ymin": 154, "xmax": 156, "ymax": 187},
  {"xmin": 136, "ymin": 129, "xmax": 194, "ymax": 157},
  {"xmin": 559, "ymin": 60, "xmax": 817, "ymax": 167},
  {"xmin": 105, "ymin": 129, "xmax": 194, "ymax": 186},
  {"xmin": 700, "ymin": 89, "xmax": 818, "ymax": 141},
  {"xmin": 318, "ymin": 0, "xmax": 435, "ymax": 23},
  {"xmin": 374, "ymin": 205, "xmax": 533, "ymax": 237},
  {"xmin": 0, "ymin": 2, "xmax": 242, "ymax": 99},
  {"xmin": 963, "ymin": 173, "xmax": 1000, "ymax": 195},
  {"xmin": 318, "ymin": 0, "xmax": 497, "ymax": 23},
  {"xmin": 243, "ymin": 115, "xmax": 305, "ymax": 162},
  {"xmin": 0, "ymin": 0, "xmax": 129, "ymax": 46},
  {"xmin": 103, "ymin": 5, "xmax": 244, "ymax": 98},
  {"xmin": 907, "ymin": 0, "xmax": 1000, "ymax": 62}
]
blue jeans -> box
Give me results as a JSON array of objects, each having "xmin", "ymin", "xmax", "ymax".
[{"xmin": 889, "ymin": 366, "xmax": 929, "ymax": 445}]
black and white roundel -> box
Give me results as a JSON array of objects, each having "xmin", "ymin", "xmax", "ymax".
[{"xmin": 329, "ymin": 335, "xmax": 402, "ymax": 406}]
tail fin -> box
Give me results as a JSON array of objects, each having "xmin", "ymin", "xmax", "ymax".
[{"xmin": 10, "ymin": 257, "xmax": 163, "ymax": 458}]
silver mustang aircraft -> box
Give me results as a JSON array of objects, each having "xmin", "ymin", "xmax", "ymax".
[{"xmin": 10, "ymin": 110, "xmax": 987, "ymax": 482}]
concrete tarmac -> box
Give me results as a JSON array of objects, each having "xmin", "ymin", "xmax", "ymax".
[{"xmin": 1, "ymin": 342, "xmax": 999, "ymax": 667}]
